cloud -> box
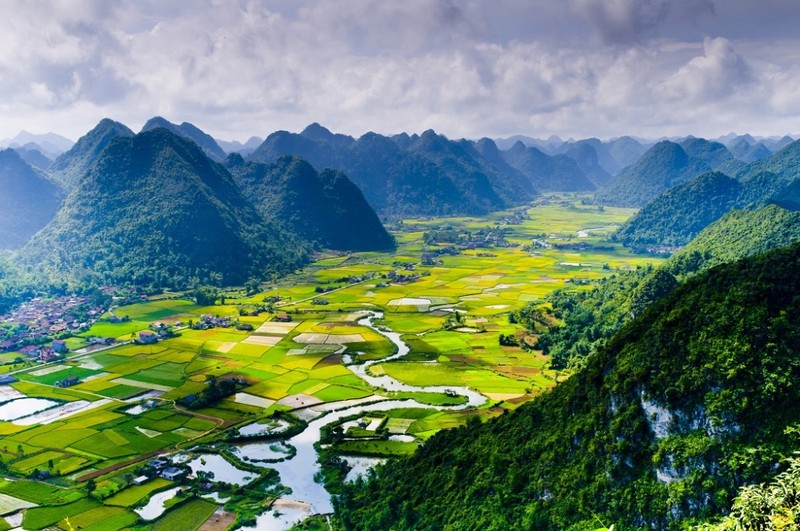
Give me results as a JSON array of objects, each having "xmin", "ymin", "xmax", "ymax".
[
  {"xmin": 571, "ymin": 0, "xmax": 714, "ymax": 44},
  {"xmin": 0, "ymin": 0, "xmax": 798, "ymax": 141},
  {"xmin": 662, "ymin": 37, "xmax": 753, "ymax": 100}
]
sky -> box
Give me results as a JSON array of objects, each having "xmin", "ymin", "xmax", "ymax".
[{"xmin": 2, "ymin": 0, "xmax": 800, "ymax": 143}]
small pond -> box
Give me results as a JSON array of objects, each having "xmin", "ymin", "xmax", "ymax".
[
  {"xmin": 238, "ymin": 419, "xmax": 291, "ymax": 437},
  {"xmin": 342, "ymin": 456, "xmax": 385, "ymax": 483},
  {"xmin": 0, "ymin": 398, "xmax": 59, "ymax": 421},
  {"xmin": 186, "ymin": 454, "xmax": 257, "ymax": 486},
  {"xmin": 231, "ymin": 441, "xmax": 294, "ymax": 463},
  {"xmin": 135, "ymin": 487, "xmax": 181, "ymax": 520}
]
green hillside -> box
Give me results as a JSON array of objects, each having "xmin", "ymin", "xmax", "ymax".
[
  {"xmin": 666, "ymin": 204, "xmax": 800, "ymax": 277},
  {"xmin": 21, "ymin": 128, "xmax": 306, "ymax": 288},
  {"xmin": 337, "ymin": 242, "xmax": 800, "ymax": 530},
  {"xmin": 522, "ymin": 202, "xmax": 800, "ymax": 371},
  {"xmin": 48, "ymin": 118, "xmax": 134, "ymax": 189},
  {"xmin": 597, "ymin": 141, "xmax": 711, "ymax": 207},
  {"xmin": 227, "ymin": 155, "xmax": 395, "ymax": 252},
  {"xmin": 614, "ymin": 172, "xmax": 743, "ymax": 251},
  {"xmin": 0, "ymin": 149, "xmax": 64, "ymax": 249}
]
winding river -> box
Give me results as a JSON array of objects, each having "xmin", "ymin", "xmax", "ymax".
[{"xmin": 241, "ymin": 311, "xmax": 487, "ymax": 530}]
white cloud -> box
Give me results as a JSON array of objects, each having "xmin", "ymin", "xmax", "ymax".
[
  {"xmin": 0, "ymin": 0, "xmax": 799, "ymax": 141},
  {"xmin": 662, "ymin": 37, "xmax": 752, "ymax": 100}
]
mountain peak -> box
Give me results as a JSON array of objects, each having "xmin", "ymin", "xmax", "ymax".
[
  {"xmin": 141, "ymin": 116, "xmax": 225, "ymax": 161},
  {"xmin": 23, "ymin": 128, "xmax": 306, "ymax": 287},
  {"xmin": 48, "ymin": 119, "xmax": 134, "ymax": 189},
  {"xmin": 300, "ymin": 122, "xmax": 334, "ymax": 141}
]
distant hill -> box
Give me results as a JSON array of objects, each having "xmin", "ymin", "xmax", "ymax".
[
  {"xmin": 502, "ymin": 141, "xmax": 595, "ymax": 191},
  {"xmin": 338, "ymin": 242, "xmax": 800, "ymax": 529},
  {"xmin": 736, "ymin": 139, "xmax": 800, "ymax": 189},
  {"xmin": 408, "ymin": 130, "xmax": 531, "ymax": 210},
  {"xmin": 13, "ymin": 145, "xmax": 52, "ymax": 170},
  {"xmin": 141, "ymin": 116, "xmax": 226, "ymax": 161},
  {"xmin": 679, "ymin": 137, "xmax": 744, "ymax": 175},
  {"xmin": 249, "ymin": 124, "xmax": 537, "ymax": 216},
  {"xmin": 666, "ymin": 204, "xmax": 800, "ymax": 276},
  {"xmin": 470, "ymin": 138, "xmax": 532, "ymax": 189},
  {"xmin": 22, "ymin": 129, "xmax": 306, "ymax": 287},
  {"xmin": 227, "ymin": 155, "xmax": 394, "ymax": 252},
  {"xmin": 605, "ymin": 135, "xmax": 649, "ymax": 172},
  {"xmin": 614, "ymin": 172, "xmax": 743, "ymax": 251},
  {"xmin": 762, "ymin": 135, "xmax": 795, "ymax": 152},
  {"xmin": 493, "ymin": 134, "xmax": 564, "ymax": 153},
  {"xmin": 559, "ymin": 141, "xmax": 612, "ymax": 187},
  {"xmin": 48, "ymin": 118, "xmax": 134, "ymax": 189},
  {"xmin": 597, "ymin": 140, "xmax": 712, "ymax": 207},
  {"xmin": 728, "ymin": 138, "xmax": 771, "ymax": 163},
  {"xmin": 216, "ymin": 136, "xmax": 263, "ymax": 156},
  {"xmin": 0, "ymin": 149, "xmax": 64, "ymax": 249},
  {"xmin": 0, "ymin": 131, "xmax": 73, "ymax": 158}
]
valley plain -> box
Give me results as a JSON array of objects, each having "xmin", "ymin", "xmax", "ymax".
[{"xmin": 0, "ymin": 196, "xmax": 660, "ymax": 530}]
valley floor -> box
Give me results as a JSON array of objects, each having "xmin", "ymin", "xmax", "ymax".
[{"xmin": 0, "ymin": 195, "xmax": 661, "ymax": 530}]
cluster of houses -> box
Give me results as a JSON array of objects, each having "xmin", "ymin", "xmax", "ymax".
[
  {"xmin": 0, "ymin": 296, "xmax": 107, "ymax": 352},
  {"xmin": 190, "ymin": 314, "xmax": 233, "ymax": 330},
  {"xmin": 136, "ymin": 456, "xmax": 214, "ymax": 489},
  {"xmin": 144, "ymin": 457, "xmax": 187, "ymax": 482},
  {"xmin": 18, "ymin": 339, "xmax": 68, "ymax": 363}
]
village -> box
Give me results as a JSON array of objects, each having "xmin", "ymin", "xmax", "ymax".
[{"xmin": 0, "ymin": 295, "xmax": 105, "ymax": 352}]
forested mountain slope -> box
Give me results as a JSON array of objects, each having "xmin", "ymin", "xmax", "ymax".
[
  {"xmin": 249, "ymin": 124, "xmax": 537, "ymax": 216},
  {"xmin": 597, "ymin": 141, "xmax": 711, "ymax": 207},
  {"xmin": 48, "ymin": 118, "xmax": 134, "ymax": 189},
  {"xmin": 521, "ymin": 203, "xmax": 800, "ymax": 370},
  {"xmin": 0, "ymin": 149, "xmax": 64, "ymax": 249},
  {"xmin": 21, "ymin": 128, "xmax": 306, "ymax": 288},
  {"xmin": 227, "ymin": 155, "xmax": 394, "ymax": 252},
  {"xmin": 337, "ymin": 242, "xmax": 800, "ymax": 530},
  {"xmin": 614, "ymin": 172, "xmax": 743, "ymax": 251}
]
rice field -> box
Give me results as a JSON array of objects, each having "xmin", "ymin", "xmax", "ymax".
[{"xmin": 0, "ymin": 197, "xmax": 662, "ymax": 527}]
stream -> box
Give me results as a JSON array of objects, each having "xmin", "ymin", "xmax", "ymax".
[{"xmin": 240, "ymin": 311, "xmax": 487, "ymax": 530}]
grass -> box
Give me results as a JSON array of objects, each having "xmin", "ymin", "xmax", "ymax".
[
  {"xmin": 335, "ymin": 439, "xmax": 420, "ymax": 456},
  {"xmin": 104, "ymin": 478, "xmax": 172, "ymax": 507},
  {"xmin": 22, "ymin": 498, "xmax": 100, "ymax": 529},
  {"xmin": 152, "ymin": 498, "xmax": 217, "ymax": 531},
  {"xmin": 64, "ymin": 505, "xmax": 138, "ymax": 530},
  {"xmin": 0, "ymin": 479, "xmax": 82, "ymax": 505}
]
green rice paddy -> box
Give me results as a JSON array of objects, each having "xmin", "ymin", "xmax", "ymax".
[{"xmin": 0, "ymin": 197, "xmax": 662, "ymax": 528}]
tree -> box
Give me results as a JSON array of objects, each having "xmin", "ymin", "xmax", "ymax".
[
  {"xmin": 192, "ymin": 285, "xmax": 219, "ymax": 306},
  {"xmin": 245, "ymin": 277, "xmax": 261, "ymax": 295}
]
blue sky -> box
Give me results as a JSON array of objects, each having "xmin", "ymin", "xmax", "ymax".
[{"xmin": 1, "ymin": 0, "xmax": 799, "ymax": 142}]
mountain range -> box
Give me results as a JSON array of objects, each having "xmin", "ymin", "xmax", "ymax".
[
  {"xmin": 614, "ymin": 138, "xmax": 800, "ymax": 250},
  {"xmin": 249, "ymin": 124, "xmax": 537, "ymax": 216},
  {"xmin": 3, "ymin": 116, "xmax": 798, "ymax": 288}
]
